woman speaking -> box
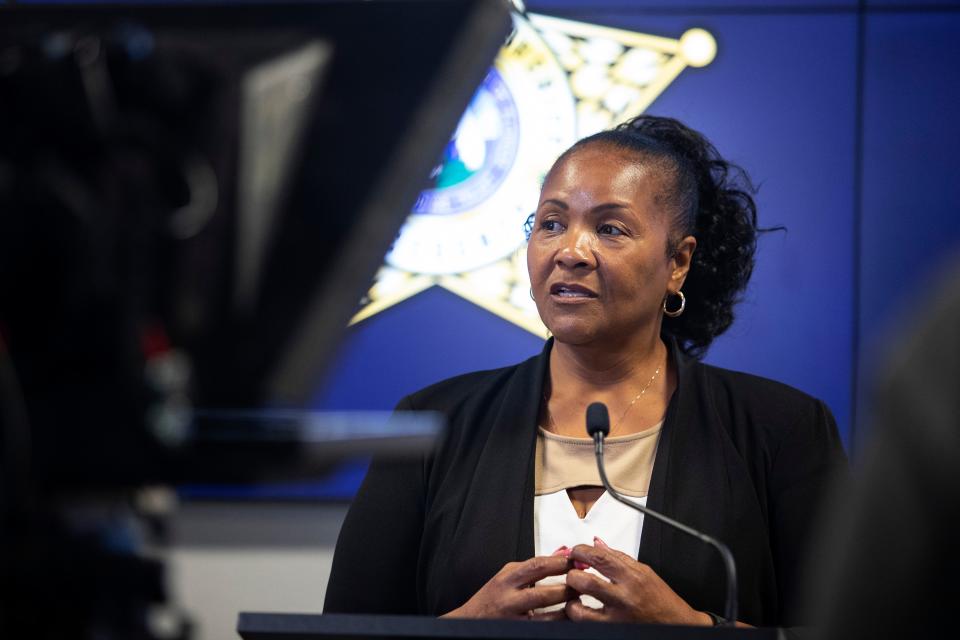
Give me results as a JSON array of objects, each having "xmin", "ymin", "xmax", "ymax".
[{"xmin": 323, "ymin": 116, "xmax": 847, "ymax": 627}]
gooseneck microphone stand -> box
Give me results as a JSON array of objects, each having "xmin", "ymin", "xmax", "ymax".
[{"xmin": 585, "ymin": 402, "xmax": 739, "ymax": 627}]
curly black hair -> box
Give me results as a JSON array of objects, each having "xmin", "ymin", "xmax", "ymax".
[{"xmin": 537, "ymin": 115, "xmax": 760, "ymax": 358}]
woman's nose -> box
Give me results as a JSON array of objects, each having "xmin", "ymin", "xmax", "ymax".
[{"xmin": 556, "ymin": 229, "xmax": 596, "ymax": 269}]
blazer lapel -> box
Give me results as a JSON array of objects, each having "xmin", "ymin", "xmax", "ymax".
[
  {"xmin": 638, "ymin": 342, "xmax": 753, "ymax": 615},
  {"xmin": 447, "ymin": 341, "xmax": 550, "ymax": 584},
  {"xmin": 638, "ymin": 340, "xmax": 690, "ymax": 571}
]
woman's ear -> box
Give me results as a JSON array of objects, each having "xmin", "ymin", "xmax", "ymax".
[{"xmin": 669, "ymin": 236, "xmax": 697, "ymax": 293}]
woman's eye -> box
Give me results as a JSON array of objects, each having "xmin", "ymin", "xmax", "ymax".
[
  {"xmin": 598, "ymin": 223, "xmax": 624, "ymax": 236},
  {"xmin": 540, "ymin": 219, "xmax": 564, "ymax": 232}
]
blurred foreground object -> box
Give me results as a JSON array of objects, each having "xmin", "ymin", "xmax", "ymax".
[
  {"xmin": 809, "ymin": 257, "xmax": 960, "ymax": 639},
  {"xmin": 0, "ymin": 1, "xmax": 511, "ymax": 637},
  {"xmin": 0, "ymin": 0, "xmax": 509, "ymax": 489}
]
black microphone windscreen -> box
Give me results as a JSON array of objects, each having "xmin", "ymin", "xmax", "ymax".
[{"xmin": 585, "ymin": 402, "xmax": 610, "ymax": 438}]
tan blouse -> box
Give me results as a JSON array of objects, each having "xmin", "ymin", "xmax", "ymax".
[{"xmin": 534, "ymin": 421, "xmax": 663, "ymax": 498}]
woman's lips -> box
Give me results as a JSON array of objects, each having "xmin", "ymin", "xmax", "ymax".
[{"xmin": 549, "ymin": 283, "xmax": 598, "ymax": 300}]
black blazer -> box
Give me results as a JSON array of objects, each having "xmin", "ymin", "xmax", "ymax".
[{"xmin": 324, "ymin": 340, "xmax": 847, "ymax": 627}]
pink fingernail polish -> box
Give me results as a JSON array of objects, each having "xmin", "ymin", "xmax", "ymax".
[
  {"xmin": 573, "ymin": 560, "xmax": 590, "ymax": 570},
  {"xmin": 593, "ymin": 536, "xmax": 609, "ymax": 548},
  {"xmin": 551, "ymin": 546, "xmax": 569, "ymax": 556}
]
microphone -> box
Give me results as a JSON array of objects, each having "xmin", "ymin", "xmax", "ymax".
[{"xmin": 585, "ymin": 402, "xmax": 738, "ymax": 627}]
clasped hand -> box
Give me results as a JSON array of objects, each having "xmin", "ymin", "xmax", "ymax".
[{"xmin": 442, "ymin": 538, "xmax": 711, "ymax": 625}]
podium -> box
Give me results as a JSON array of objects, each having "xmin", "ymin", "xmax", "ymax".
[{"xmin": 238, "ymin": 613, "xmax": 784, "ymax": 640}]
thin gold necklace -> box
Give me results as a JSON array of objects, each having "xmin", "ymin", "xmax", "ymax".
[{"xmin": 542, "ymin": 363, "xmax": 662, "ymax": 436}]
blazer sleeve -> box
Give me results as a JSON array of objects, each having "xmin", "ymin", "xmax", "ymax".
[
  {"xmin": 766, "ymin": 398, "xmax": 848, "ymax": 626},
  {"xmin": 323, "ymin": 395, "xmax": 427, "ymax": 614}
]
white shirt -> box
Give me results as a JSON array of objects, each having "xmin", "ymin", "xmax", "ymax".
[{"xmin": 533, "ymin": 489, "xmax": 647, "ymax": 610}]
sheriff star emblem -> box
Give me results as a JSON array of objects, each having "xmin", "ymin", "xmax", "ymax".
[{"xmin": 351, "ymin": 11, "xmax": 716, "ymax": 337}]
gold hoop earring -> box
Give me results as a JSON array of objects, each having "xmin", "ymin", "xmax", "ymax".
[{"xmin": 663, "ymin": 291, "xmax": 686, "ymax": 318}]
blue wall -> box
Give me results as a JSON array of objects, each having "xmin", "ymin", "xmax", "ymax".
[{"xmin": 858, "ymin": 9, "xmax": 960, "ymax": 404}]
